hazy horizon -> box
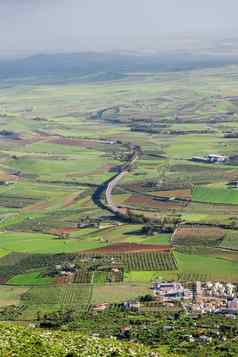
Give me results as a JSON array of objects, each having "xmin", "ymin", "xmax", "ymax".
[{"xmin": 1, "ymin": 0, "xmax": 238, "ymax": 58}]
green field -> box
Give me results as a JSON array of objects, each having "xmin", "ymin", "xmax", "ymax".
[
  {"xmin": 7, "ymin": 271, "xmax": 54, "ymax": 285},
  {"xmin": 192, "ymin": 186, "xmax": 238, "ymax": 205},
  {"xmin": 124, "ymin": 271, "xmax": 178, "ymax": 282},
  {"xmin": 175, "ymin": 251, "xmax": 238, "ymax": 281},
  {"xmin": 0, "ymin": 232, "xmax": 108, "ymax": 254},
  {"xmin": 91, "ymin": 284, "xmax": 150, "ymax": 304}
]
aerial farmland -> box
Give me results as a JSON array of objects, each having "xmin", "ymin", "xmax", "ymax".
[{"xmin": 0, "ymin": 64, "xmax": 238, "ymax": 324}]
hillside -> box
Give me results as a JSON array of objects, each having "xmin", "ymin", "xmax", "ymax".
[{"xmin": 0, "ymin": 323, "xmax": 161, "ymax": 357}]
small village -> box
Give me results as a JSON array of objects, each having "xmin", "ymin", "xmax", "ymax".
[
  {"xmin": 152, "ymin": 280, "xmax": 238, "ymax": 315},
  {"xmin": 89, "ymin": 279, "xmax": 238, "ymax": 348},
  {"xmin": 93, "ymin": 280, "xmax": 238, "ymax": 318}
]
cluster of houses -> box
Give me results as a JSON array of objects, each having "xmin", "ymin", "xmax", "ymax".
[
  {"xmin": 92, "ymin": 280, "xmax": 238, "ymax": 317},
  {"xmin": 152, "ymin": 280, "xmax": 238, "ymax": 316},
  {"xmin": 91, "ymin": 280, "xmax": 238, "ymax": 347},
  {"xmin": 190, "ymin": 282, "xmax": 238, "ymax": 315},
  {"xmin": 204, "ymin": 282, "xmax": 236, "ymax": 298},
  {"xmin": 152, "ymin": 282, "xmax": 192, "ymax": 302},
  {"xmin": 192, "ymin": 154, "xmax": 228, "ymax": 164}
]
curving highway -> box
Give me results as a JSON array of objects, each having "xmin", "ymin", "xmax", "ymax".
[{"xmin": 105, "ymin": 152, "xmax": 138, "ymax": 215}]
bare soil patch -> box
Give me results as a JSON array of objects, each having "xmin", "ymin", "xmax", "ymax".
[
  {"xmin": 153, "ymin": 189, "xmax": 192, "ymax": 200},
  {"xmin": 85, "ymin": 242, "xmax": 172, "ymax": 254},
  {"xmin": 125, "ymin": 194, "xmax": 186, "ymax": 209}
]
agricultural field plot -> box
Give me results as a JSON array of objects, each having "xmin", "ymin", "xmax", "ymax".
[
  {"xmin": 120, "ymin": 251, "xmax": 177, "ymax": 271},
  {"xmin": 165, "ymin": 135, "xmax": 226, "ymax": 160},
  {"xmin": 0, "ymin": 252, "xmax": 30, "ymax": 266},
  {"xmin": 125, "ymin": 233, "xmax": 171, "ymax": 245},
  {"xmin": 0, "ymin": 196, "xmax": 38, "ymax": 209},
  {"xmin": 175, "ymin": 251, "xmax": 238, "ymax": 282},
  {"xmin": 85, "ymin": 242, "xmax": 172, "ymax": 253},
  {"xmin": 124, "ymin": 193, "xmax": 187, "ymax": 211},
  {"xmin": 82, "ymin": 224, "xmax": 172, "ymax": 246},
  {"xmin": 0, "ymin": 285, "xmax": 29, "ymax": 307},
  {"xmin": 21, "ymin": 285, "xmax": 92, "ymax": 308},
  {"xmin": 182, "ymin": 201, "xmax": 238, "ymax": 223},
  {"xmin": 0, "ymin": 232, "xmax": 58, "ymax": 254},
  {"xmin": 92, "ymin": 271, "xmax": 109, "ymax": 284},
  {"xmin": 192, "ymin": 185, "xmax": 238, "ymax": 205},
  {"xmin": 124, "ymin": 271, "xmax": 178, "ymax": 283},
  {"xmin": 91, "ymin": 283, "xmax": 150, "ymax": 304},
  {"xmin": 2, "ymin": 203, "xmax": 105, "ymax": 232},
  {"xmin": 0, "ymin": 183, "xmax": 93, "ymax": 233},
  {"xmin": 5, "ymin": 154, "xmax": 114, "ymax": 183},
  {"xmin": 0, "ymin": 231, "xmax": 105, "ymax": 255},
  {"xmin": 111, "ymin": 193, "xmax": 131, "ymax": 206},
  {"xmin": 81, "ymin": 250, "xmax": 176, "ymax": 271},
  {"xmin": 73, "ymin": 271, "xmax": 92, "ymax": 284},
  {"xmin": 140, "ymin": 300, "xmax": 178, "ymax": 313},
  {"xmin": 177, "ymin": 272, "xmax": 219, "ymax": 282},
  {"xmin": 219, "ymin": 230, "xmax": 238, "ymax": 250},
  {"xmin": 152, "ymin": 189, "xmax": 192, "ymax": 200},
  {"xmin": 172, "ymin": 226, "xmax": 225, "ymax": 247},
  {"xmin": 167, "ymin": 162, "xmax": 238, "ymax": 185},
  {"xmin": 0, "ymin": 249, "xmax": 8, "ymax": 259},
  {"xmin": 7, "ymin": 271, "xmax": 54, "ymax": 286},
  {"xmin": 0, "ymin": 181, "xmax": 81, "ymax": 206},
  {"xmin": 0, "ymin": 252, "xmax": 77, "ymax": 283}
]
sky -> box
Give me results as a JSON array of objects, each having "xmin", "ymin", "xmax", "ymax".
[{"xmin": 0, "ymin": 0, "xmax": 238, "ymax": 57}]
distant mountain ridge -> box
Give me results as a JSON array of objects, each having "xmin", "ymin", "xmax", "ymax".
[{"xmin": 0, "ymin": 51, "xmax": 238, "ymax": 84}]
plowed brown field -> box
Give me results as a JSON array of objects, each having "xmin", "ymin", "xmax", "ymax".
[
  {"xmin": 125, "ymin": 194, "xmax": 186, "ymax": 209},
  {"xmin": 85, "ymin": 242, "xmax": 172, "ymax": 254}
]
